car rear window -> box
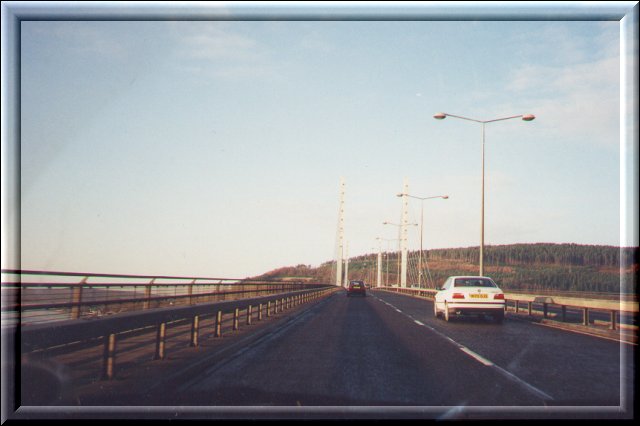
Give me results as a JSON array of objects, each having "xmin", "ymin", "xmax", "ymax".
[{"xmin": 454, "ymin": 278, "xmax": 496, "ymax": 288}]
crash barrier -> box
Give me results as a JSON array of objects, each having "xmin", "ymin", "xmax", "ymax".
[
  {"xmin": 17, "ymin": 286, "xmax": 337, "ymax": 380},
  {"xmin": 374, "ymin": 286, "xmax": 638, "ymax": 331},
  {"xmin": 1, "ymin": 269, "xmax": 326, "ymax": 325}
]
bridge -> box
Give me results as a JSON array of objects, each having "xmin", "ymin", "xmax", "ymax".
[{"xmin": 1, "ymin": 270, "xmax": 636, "ymax": 420}]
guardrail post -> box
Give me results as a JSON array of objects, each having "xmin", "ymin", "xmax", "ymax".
[
  {"xmin": 188, "ymin": 279, "xmax": 196, "ymax": 305},
  {"xmin": 215, "ymin": 310, "xmax": 222, "ymax": 337},
  {"xmin": 543, "ymin": 303, "xmax": 548, "ymax": 318},
  {"xmin": 233, "ymin": 308, "xmax": 239, "ymax": 331},
  {"xmin": 154, "ymin": 322, "xmax": 167, "ymax": 360},
  {"xmin": 528, "ymin": 301, "xmax": 532, "ymax": 316},
  {"xmin": 267, "ymin": 301, "xmax": 272, "ymax": 317},
  {"xmin": 144, "ymin": 278, "xmax": 156, "ymax": 310},
  {"xmin": 561, "ymin": 305, "xmax": 567, "ymax": 322},
  {"xmin": 71, "ymin": 277, "xmax": 88, "ymax": 319},
  {"xmin": 258, "ymin": 303, "xmax": 263, "ymax": 321},
  {"xmin": 582, "ymin": 308, "xmax": 589, "ymax": 326},
  {"xmin": 220, "ymin": 282, "xmax": 226, "ymax": 301},
  {"xmin": 246, "ymin": 305, "xmax": 252, "ymax": 325},
  {"xmin": 190, "ymin": 315, "xmax": 200, "ymax": 347},
  {"xmin": 101, "ymin": 333, "xmax": 117, "ymax": 380},
  {"xmin": 610, "ymin": 310, "xmax": 617, "ymax": 330}
]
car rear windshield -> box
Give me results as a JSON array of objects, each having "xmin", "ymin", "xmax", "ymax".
[{"xmin": 454, "ymin": 278, "xmax": 497, "ymax": 288}]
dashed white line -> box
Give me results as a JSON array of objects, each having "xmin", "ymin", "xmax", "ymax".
[
  {"xmin": 460, "ymin": 347, "xmax": 493, "ymax": 366},
  {"xmin": 374, "ymin": 292, "xmax": 554, "ymax": 402},
  {"xmin": 491, "ymin": 364, "xmax": 555, "ymax": 401}
]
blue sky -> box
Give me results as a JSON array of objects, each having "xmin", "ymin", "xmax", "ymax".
[{"xmin": 4, "ymin": 2, "xmax": 638, "ymax": 279}]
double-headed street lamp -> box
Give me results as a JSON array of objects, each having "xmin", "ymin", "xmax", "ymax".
[
  {"xmin": 433, "ymin": 112, "xmax": 535, "ymax": 276},
  {"xmin": 396, "ymin": 193, "xmax": 449, "ymax": 288}
]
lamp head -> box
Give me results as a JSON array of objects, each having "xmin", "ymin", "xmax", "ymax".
[
  {"xmin": 522, "ymin": 114, "xmax": 535, "ymax": 121},
  {"xmin": 433, "ymin": 112, "xmax": 447, "ymax": 120}
]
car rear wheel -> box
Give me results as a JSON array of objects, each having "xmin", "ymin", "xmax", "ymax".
[
  {"xmin": 433, "ymin": 301, "xmax": 440, "ymax": 318},
  {"xmin": 444, "ymin": 302, "xmax": 451, "ymax": 322},
  {"xmin": 493, "ymin": 311, "xmax": 504, "ymax": 324}
]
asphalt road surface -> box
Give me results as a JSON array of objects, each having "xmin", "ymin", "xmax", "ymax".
[{"xmin": 157, "ymin": 290, "xmax": 633, "ymax": 417}]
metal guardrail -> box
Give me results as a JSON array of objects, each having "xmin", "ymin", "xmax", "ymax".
[
  {"xmin": 1, "ymin": 269, "xmax": 325, "ymax": 325},
  {"xmin": 501, "ymin": 288, "xmax": 637, "ymax": 302},
  {"xmin": 14, "ymin": 286, "xmax": 337, "ymax": 381},
  {"xmin": 374, "ymin": 286, "xmax": 638, "ymax": 331}
]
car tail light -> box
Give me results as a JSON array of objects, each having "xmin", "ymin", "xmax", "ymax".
[
  {"xmin": 494, "ymin": 293, "xmax": 505, "ymax": 300},
  {"xmin": 452, "ymin": 293, "xmax": 465, "ymax": 299}
]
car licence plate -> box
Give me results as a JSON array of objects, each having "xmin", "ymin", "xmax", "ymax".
[{"xmin": 469, "ymin": 294, "xmax": 488, "ymax": 298}]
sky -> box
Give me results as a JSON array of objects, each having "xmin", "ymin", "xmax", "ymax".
[{"xmin": 2, "ymin": 2, "xmax": 639, "ymax": 279}]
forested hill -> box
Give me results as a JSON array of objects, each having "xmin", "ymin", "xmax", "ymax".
[
  {"xmin": 427, "ymin": 243, "xmax": 636, "ymax": 268},
  {"xmin": 252, "ymin": 243, "xmax": 638, "ymax": 294}
]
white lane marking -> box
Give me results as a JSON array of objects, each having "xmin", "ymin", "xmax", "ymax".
[
  {"xmin": 490, "ymin": 363, "xmax": 555, "ymax": 401},
  {"xmin": 374, "ymin": 292, "xmax": 555, "ymax": 401},
  {"xmin": 460, "ymin": 347, "xmax": 494, "ymax": 366},
  {"xmin": 395, "ymin": 308, "xmax": 402, "ymax": 313}
]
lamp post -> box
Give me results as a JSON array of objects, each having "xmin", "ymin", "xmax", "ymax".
[
  {"xmin": 376, "ymin": 237, "xmax": 399, "ymax": 287},
  {"xmin": 434, "ymin": 112, "xmax": 534, "ymax": 276},
  {"xmin": 372, "ymin": 245, "xmax": 382, "ymax": 288},
  {"xmin": 383, "ymin": 221, "xmax": 417, "ymax": 286},
  {"xmin": 396, "ymin": 193, "xmax": 449, "ymax": 288}
]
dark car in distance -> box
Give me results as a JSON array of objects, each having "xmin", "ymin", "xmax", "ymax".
[{"xmin": 347, "ymin": 280, "xmax": 367, "ymax": 297}]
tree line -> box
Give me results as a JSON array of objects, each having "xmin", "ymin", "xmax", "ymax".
[
  {"xmin": 253, "ymin": 243, "xmax": 638, "ymax": 294},
  {"xmin": 425, "ymin": 243, "xmax": 637, "ymax": 268}
]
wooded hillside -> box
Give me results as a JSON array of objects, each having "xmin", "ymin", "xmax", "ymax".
[{"xmin": 253, "ymin": 243, "xmax": 638, "ymax": 293}]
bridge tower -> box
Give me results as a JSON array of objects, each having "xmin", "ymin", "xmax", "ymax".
[
  {"xmin": 400, "ymin": 178, "xmax": 409, "ymax": 288},
  {"xmin": 335, "ymin": 177, "xmax": 346, "ymax": 286}
]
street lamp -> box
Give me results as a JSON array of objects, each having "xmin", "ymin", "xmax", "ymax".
[
  {"xmin": 376, "ymin": 237, "xmax": 400, "ymax": 287},
  {"xmin": 371, "ymin": 245, "xmax": 382, "ymax": 288},
  {"xmin": 396, "ymin": 193, "xmax": 449, "ymax": 288},
  {"xmin": 383, "ymin": 221, "xmax": 417, "ymax": 286},
  {"xmin": 434, "ymin": 112, "xmax": 535, "ymax": 276}
]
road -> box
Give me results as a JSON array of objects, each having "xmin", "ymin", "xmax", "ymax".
[{"xmin": 150, "ymin": 289, "xmax": 633, "ymax": 417}]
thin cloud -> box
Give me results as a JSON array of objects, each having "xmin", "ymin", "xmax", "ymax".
[
  {"xmin": 173, "ymin": 22, "xmax": 264, "ymax": 61},
  {"xmin": 27, "ymin": 21, "xmax": 129, "ymax": 58},
  {"xmin": 507, "ymin": 56, "xmax": 619, "ymax": 146},
  {"xmin": 182, "ymin": 28, "xmax": 260, "ymax": 61},
  {"xmin": 171, "ymin": 22, "xmax": 277, "ymax": 80}
]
